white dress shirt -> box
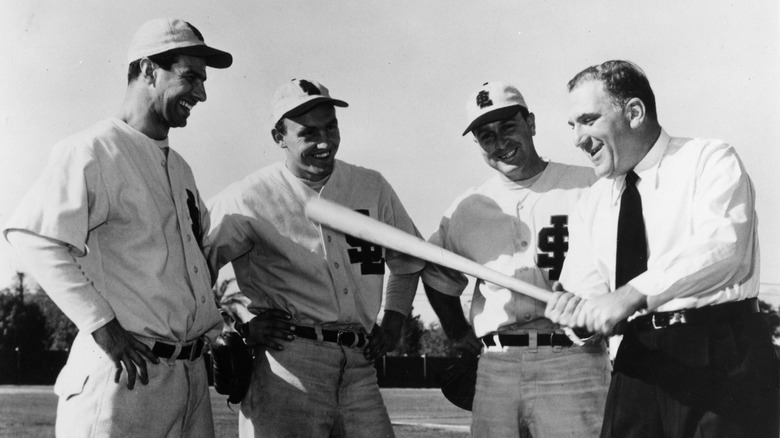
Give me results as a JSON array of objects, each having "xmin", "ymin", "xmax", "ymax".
[{"xmin": 561, "ymin": 130, "xmax": 760, "ymax": 313}]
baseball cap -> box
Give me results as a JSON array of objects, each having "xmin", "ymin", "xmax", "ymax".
[
  {"xmin": 462, "ymin": 81, "xmax": 528, "ymax": 136},
  {"xmin": 272, "ymin": 79, "xmax": 348, "ymax": 124},
  {"xmin": 127, "ymin": 18, "xmax": 233, "ymax": 69}
]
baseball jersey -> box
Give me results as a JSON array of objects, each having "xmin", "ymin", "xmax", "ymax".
[
  {"xmin": 205, "ymin": 160, "xmax": 425, "ymax": 332},
  {"xmin": 422, "ymin": 162, "xmax": 596, "ymax": 337},
  {"xmin": 3, "ymin": 117, "xmax": 221, "ymax": 342},
  {"xmin": 561, "ymin": 130, "xmax": 760, "ymax": 312}
]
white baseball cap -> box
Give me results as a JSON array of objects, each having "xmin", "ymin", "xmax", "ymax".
[
  {"xmin": 127, "ymin": 18, "xmax": 232, "ymax": 69},
  {"xmin": 462, "ymin": 81, "xmax": 528, "ymax": 135},
  {"xmin": 272, "ymin": 79, "xmax": 348, "ymax": 124}
]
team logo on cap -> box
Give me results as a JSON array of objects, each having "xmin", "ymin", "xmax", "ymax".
[
  {"xmin": 476, "ymin": 90, "xmax": 493, "ymax": 109},
  {"xmin": 298, "ymin": 80, "xmax": 322, "ymax": 96}
]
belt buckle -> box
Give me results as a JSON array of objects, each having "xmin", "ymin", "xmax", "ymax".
[
  {"xmin": 668, "ymin": 312, "xmax": 687, "ymax": 327},
  {"xmin": 546, "ymin": 332, "xmax": 555, "ymax": 346},
  {"xmin": 336, "ymin": 330, "xmax": 355, "ymax": 348},
  {"xmin": 189, "ymin": 338, "xmax": 203, "ymax": 361},
  {"xmin": 651, "ymin": 314, "xmax": 662, "ymax": 330}
]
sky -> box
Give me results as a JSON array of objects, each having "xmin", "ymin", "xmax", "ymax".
[{"xmin": 1, "ymin": 1, "xmax": 779, "ymax": 323}]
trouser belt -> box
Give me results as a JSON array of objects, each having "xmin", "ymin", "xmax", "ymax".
[
  {"xmin": 629, "ymin": 298, "xmax": 759, "ymax": 332},
  {"xmin": 480, "ymin": 332, "xmax": 573, "ymax": 348},
  {"xmin": 151, "ymin": 338, "xmax": 205, "ymax": 360},
  {"xmin": 295, "ymin": 326, "xmax": 369, "ymax": 348}
]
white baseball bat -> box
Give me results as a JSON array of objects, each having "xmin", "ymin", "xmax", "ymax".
[{"xmin": 304, "ymin": 198, "xmax": 554, "ymax": 303}]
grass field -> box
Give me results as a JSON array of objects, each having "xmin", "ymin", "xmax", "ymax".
[{"xmin": 0, "ymin": 386, "xmax": 470, "ymax": 438}]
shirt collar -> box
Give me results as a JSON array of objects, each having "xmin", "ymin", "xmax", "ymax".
[{"xmin": 610, "ymin": 129, "xmax": 670, "ymax": 204}]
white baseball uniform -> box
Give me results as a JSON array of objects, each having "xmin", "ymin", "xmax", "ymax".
[
  {"xmin": 206, "ymin": 159, "xmax": 425, "ymax": 437},
  {"xmin": 423, "ymin": 161, "xmax": 611, "ymax": 437},
  {"xmin": 4, "ymin": 117, "xmax": 220, "ymax": 438}
]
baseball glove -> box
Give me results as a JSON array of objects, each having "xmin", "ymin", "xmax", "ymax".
[
  {"xmin": 211, "ymin": 331, "xmax": 253, "ymax": 404},
  {"xmin": 435, "ymin": 353, "xmax": 479, "ymax": 411}
]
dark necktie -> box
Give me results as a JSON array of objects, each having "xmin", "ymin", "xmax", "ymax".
[{"xmin": 615, "ymin": 171, "xmax": 648, "ymax": 288}]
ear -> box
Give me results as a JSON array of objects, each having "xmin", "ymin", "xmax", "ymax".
[
  {"xmin": 271, "ymin": 128, "xmax": 286, "ymax": 148},
  {"xmin": 139, "ymin": 58, "xmax": 156, "ymax": 85},
  {"xmin": 625, "ymin": 98, "xmax": 646, "ymax": 129},
  {"xmin": 526, "ymin": 112, "xmax": 536, "ymax": 136}
]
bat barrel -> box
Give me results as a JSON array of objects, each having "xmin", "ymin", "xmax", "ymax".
[{"xmin": 305, "ymin": 198, "xmax": 554, "ymax": 303}]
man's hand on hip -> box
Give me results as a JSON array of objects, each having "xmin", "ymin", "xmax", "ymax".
[
  {"xmin": 452, "ymin": 328, "xmax": 481, "ymax": 357},
  {"xmin": 241, "ymin": 309, "xmax": 295, "ymax": 351},
  {"xmin": 91, "ymin": 318, "xmax": 159, "ymax": 390}
]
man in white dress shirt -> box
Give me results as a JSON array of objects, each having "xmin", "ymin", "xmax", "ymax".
[{"xmin": 545, "ymin": 59, "xmax": 779, "ymax": 438}]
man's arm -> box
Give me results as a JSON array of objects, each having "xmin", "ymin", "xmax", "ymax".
[
  {"xmin": 424, "ymin": 282, "xmax": 481, "ymax": 356},
  {"xmin": 631, "ymin": 143, "xmax": 757, "ymax": 310},
  {"xmin": 364, "ymin": 271, "xmax": 421, "ymax": 361},
  {"xmin": 202, "ymin": 199, "xmax": 254, "ymax": 286},
  {"xmin": 6, "ymin": 230, "xmax": 158, "ymax": 389}
]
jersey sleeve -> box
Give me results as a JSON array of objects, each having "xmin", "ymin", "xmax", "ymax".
[
  {"xmin": 6, "ymin": 230, "xmax": 115, "ymax": 333},
  {"xmin": 378, "ymin": 176, "xmax": 425, "ymax": 275},
  {"xmin": 4, "ymin": 141, "xmax": 109, "ymax": 256},
  {"xmin": 203, "ymin": 187, "xmax": 256, "ymax": 281},
  {"xmin": 421, "ymin": 210, "xmax": 469, "ymax": 297}
]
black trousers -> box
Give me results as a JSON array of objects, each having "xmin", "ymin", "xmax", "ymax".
[{"xmin": 601, "ymin": 312, "xmax": 779, "ymax": 438}]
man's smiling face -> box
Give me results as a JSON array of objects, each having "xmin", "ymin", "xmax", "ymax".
[
  {"xmin": 279, "ymin": 103, "xmax": 341, "ymax": 182},
  {"xmin": 152, "ymin": 54, "xmax": 208, "ymax": 130},
  {"xmin": 473, "ymin": 110, "xmax": 538, "ymax": 181},
  {"xmin": 568, "ymin": 80, "xmax": 637, "ymax": 179}
]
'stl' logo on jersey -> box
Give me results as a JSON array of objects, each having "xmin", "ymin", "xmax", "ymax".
[
  {"xmin": 346, "ymin": 209, "xmax": 385, "ymax": 275},
  {"xmin": 537, "ymin": 215, "xmax": 568, "ymax": 281}
]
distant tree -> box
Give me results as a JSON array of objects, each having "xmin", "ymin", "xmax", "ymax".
[
  {"xmin": 758, "ymin": 299, "xmax": 780, "ymax": 341},
  {"xmin": 28, "ymin": 290, "xmax": 78, "ymax": 350},
  {"xmin": 389, "ymin": 307, "xmax": 425, "ymax": 357},
  {"xmin": 0, "ymin": 273, "xmax": 48, "ymax": 352},
  {"xmin": 420, "ymin": 322, "xmax": 458, "ymax": 357}
]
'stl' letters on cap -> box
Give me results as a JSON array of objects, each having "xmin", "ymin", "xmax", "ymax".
[{"xmin": 476, "ymin": 90, "xmax": 493, "ymax": 109}]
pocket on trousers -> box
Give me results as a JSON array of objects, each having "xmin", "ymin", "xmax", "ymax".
[{"xmin": 54, "ymin": 364, "xmax": 90, "ymax": 401}]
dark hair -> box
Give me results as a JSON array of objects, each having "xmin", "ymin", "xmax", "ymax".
[
  {"xmin": 127, "ymin": 52, "xmax": 180, "ymax": 83},
  {"xmin": 517, "ymin": 106, "xmax": 530, "ymax": 121},
  {"xmin": 274, "ymin": 119, "xmax": 287, "ymax": 136},
  {"xmin": 567, "ymin": 60, "xmax": 657, "ymax": 119}
]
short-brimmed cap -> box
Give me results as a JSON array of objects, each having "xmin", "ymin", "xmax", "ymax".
[
  {"xmin": 272, "ymin": 79, "xmax": 348, "ymax": 125},
  {"xmin": 127, "ymin": 18, "xmax": 232, "ymax": 69},
  {"xmin": 462, "ymin": 81, "xmax": 528, "ymax": 136}
]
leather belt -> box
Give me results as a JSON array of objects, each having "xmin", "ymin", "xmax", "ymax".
[
  {"xmin": 481, "ymin": 332, "xmax": 573, "ymax": 348},
  {"xmin": 295, "ymin": 326, "xmax": 369, "ymax": 348},
  {"xmin": 629, "ymin": 298, "xmax": 759, "ymax": 333},
  {"xmin": 152, "ymin": 338, "xmax": 205, "ymax": 361}
]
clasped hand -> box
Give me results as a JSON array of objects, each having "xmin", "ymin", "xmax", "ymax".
[{"xmin": 544, "ymin": 283, "xmax": 646, "ymax": 336}]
